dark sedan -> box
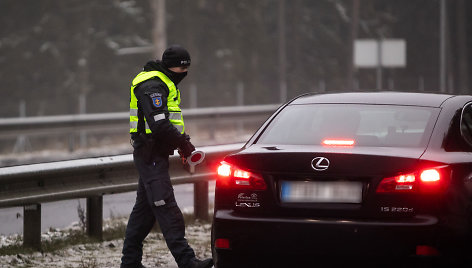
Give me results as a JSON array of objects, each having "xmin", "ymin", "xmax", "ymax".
[{"xmin": 211, "ymin": 92, "xmax": 472, "ymax": 267}]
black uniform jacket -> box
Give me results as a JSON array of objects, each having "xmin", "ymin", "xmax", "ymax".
[{"xmin": 131, "ymin": 61, "xmax": 185, "ymax": 155}]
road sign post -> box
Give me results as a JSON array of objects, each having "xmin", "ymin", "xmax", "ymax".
[{"xmin": 354, "ymin": 39, "xmax": 406, "ymax": 90}]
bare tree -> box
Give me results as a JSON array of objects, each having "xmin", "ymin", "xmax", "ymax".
[
  {"xmin": 278, "ymin": 0, "xmax": 287, "ymax": 103},
  {"xmin": 455, "ymin": 0, "xmax": 468, "ymax": 94},
  {"xmin": 150, "ymin": 0, "xmax": 167, "ymax": 58},
  {"xmin": 347, "ymin": 0, "xmax": 360, "ymax": 90}
]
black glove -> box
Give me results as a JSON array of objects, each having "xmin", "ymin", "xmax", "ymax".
[
  {"xmin": 179, "ymin": 140, "xmax": 195, "ymax": 158},
  {"xmin": 183, "ymin": 133, "xmax": 191, "ymax": 141}
]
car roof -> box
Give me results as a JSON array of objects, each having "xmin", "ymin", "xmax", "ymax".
[{"xmin": 290, "ymin": 91, "xmax": 455, "ymax": 107}]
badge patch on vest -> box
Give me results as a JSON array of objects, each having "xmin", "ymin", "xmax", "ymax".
[{"xmin": 152, "ymin": 96, "xmax": 162, "ymax": 108}]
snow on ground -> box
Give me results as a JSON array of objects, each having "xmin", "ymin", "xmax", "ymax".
[{"xmin": 0, "ymin": 218, "xmax": 213, "ymax": 268}]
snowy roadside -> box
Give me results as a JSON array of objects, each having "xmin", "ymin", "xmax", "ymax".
[
  {"xmin": 0, "ymin": 218, "xmax": 213, "ymax": 268},
  {"xmin": 0, "ymin": 128, "xmax": 248, "ymax": 266}
]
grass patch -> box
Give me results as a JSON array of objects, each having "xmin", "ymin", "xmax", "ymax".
[
  {"xmin": 0, "ymin": 213, "xmax": 212, "ymax": 257},
  {"xmin": 0, "ymin": 219, "xmax": 127, "ymax": 256},
  {"xmin": 0, "ymin": 229, "xmax": 101, "ymax": 256},
  {"xmin": 0, "ymin": 244, "xmax": 36, "ymax": 256}
]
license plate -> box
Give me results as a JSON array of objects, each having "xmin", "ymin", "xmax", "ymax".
[{"xmin": 280, "ymin": 180, "xmax": 363, "ymax": 203}]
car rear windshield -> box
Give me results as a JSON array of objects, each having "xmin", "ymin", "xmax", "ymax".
[{"xmin": 256, "ymin": 104, "xmax": 439, "ymax": 147}]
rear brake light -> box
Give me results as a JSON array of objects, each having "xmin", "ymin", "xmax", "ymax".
[
  {"xmin": 396, "ymin": 174, "xmax": 415, "ymax": 183},
  {"xmin": 215, "ymin": 238, "xmax": 230, "ymax": 249},
  {"xmin": 420, "ymin": 169, "xmax": 440, "ymax": 182},
  {"xmin": 416, "ymin": 245, "xmax": 440, "ymax": 256},
  {"xmin": 376, "ymin": 167, "xmax": 448, "ymax": 194},
  {"xmin": 376, "ymin": 173, "xmax": 416, "ymax": 192},
  {"xmin": 322, "ymin": 139, "xmax": 355, "ymax": 147},
  {"xmin": 217, "ymin": 163, "xmax": 231, "ymax": 177},
  {"xmin": 216, "ymin": 161, "xmax": 267, "ymax": 190}
]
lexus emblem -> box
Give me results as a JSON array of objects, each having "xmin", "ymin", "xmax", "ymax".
[{"xmin": 311, "ymin": 157, "xmax": 330, "ymax": 171}]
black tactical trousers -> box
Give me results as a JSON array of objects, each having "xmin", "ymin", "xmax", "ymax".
[{"xmin": 121, "ymin": 148, "xmax": 196, "ymax": 268}]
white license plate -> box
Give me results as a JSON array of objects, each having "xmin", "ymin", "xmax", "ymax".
[{"xmin": 280, "ymin": 180, "xmax": 363, "ymax": 203}]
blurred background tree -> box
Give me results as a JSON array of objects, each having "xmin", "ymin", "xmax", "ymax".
[{"xmin": 0, "ymin": 0, "xmax": 470, "ymax": 117}]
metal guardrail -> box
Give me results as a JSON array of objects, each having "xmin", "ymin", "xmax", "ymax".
[
  {"xmin": 0, "ymin": 143, "xmax": 244, "ymax": 249},
  {"xmin": 0, "ymin": 104, "xmax": 280, "ymax": 138}
]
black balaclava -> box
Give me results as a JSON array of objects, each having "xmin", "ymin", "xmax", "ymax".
[{"xmin": 161, "ymin": 45, "xmax": 191, "ymax": 85}]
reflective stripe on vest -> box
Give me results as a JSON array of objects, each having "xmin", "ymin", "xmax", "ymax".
[{"xmin": 129, "ymin": 71, "xmax": 185, "ymax": 134}]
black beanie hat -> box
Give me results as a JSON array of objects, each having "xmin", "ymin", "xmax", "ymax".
[{"xmin": 162, "ymin": 45, "xmax": 191, "ymax": 68}]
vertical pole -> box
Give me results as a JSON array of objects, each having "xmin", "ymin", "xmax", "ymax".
[
  {"xmin": 388, "ymin": 78, "xmax": 394, "ymax": 91},
  {"xmin": 68, "ymin": 134, "xmax": 75, "ymax": 152},
  {"xmin": 236, "ymin": 82, "xmax": 244, "ymax": 136},
  {"xmin": 376, "ymin": 39, "xmax": 383, "ymax": 90},
  {"xmin": 208, "ymin": 123, "xmax": 215, "ymax": 141},
  {"xmin": 13, "ymin": 100, "xmax": 29, "ymax": 153},
  {"xmin": 23, "ymin": 204, "xmax": 41, "ymax": 250},
  {"xmin": 318, "ymin": 80, "xmax": 326, "ymax": 92},
  {"xmin": 86, "ymin": 196, "xmax": 103, "ymax": 240},
  {"xmin": 151, "ymin": 0, "xmax": 167, "ymax": 58},
  {"xmin": 418, "ymin": 76, "xmax": 425, "ymax": 91},
  {"xmin": 19, "ymin": 100, "xmax": 26, "ymax": 117},
  {"xmin": 278, "ymin": 0, "xmax": 287, "ymax": 103},
  {"xmin": 79, "ymin": 94, "xmax": 87, "ymax": 148},
  {"xmin": 194, "ymin": 181, "xmax": 209, "ymax": 221},
  {"xmin": 439, "ymin": 0, "xmax": 447, "ymax": 93},
  {"xmin": 347, "ymin": 0, "xmax": 360, "ymax": 90},
  {"xmin": 448, "ymin": 73, "xmax": 454, "ymax": 94},
  {"xmin": 456, "ymin": 0, "xmax": 468, "ymax": 94}
]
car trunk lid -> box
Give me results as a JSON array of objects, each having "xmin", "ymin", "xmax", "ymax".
[
  {"xmin": 228, "ymin": 145, "xmax": 426, "ymax": 175},
  {"xmin": 223, "ymin": 145, "xmax": 429, "ymax": 219}
]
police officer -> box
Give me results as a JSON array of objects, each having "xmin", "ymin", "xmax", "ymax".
[{"xmin": 121, "ymin": 45, "xmax": 213, "ymax": 268}]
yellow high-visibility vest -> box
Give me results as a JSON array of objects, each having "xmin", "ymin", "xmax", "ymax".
[{"xmin": 129, "ymin": 71, "xmax": 184, "ymax": 134}]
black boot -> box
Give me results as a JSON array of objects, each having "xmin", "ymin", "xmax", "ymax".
[{"xmin": 185, "ymin": 258, "xmax": 213, "ymax": 268}]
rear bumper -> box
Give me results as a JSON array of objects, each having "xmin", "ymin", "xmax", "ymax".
[{"xmin": 212, "ymin": 210, "xmax": 440, "ymax": 265}]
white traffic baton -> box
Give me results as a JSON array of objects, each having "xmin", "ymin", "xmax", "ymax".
[{"xmin": 182, "ymin": 150, "xmax": 205, "ymax": 173}]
